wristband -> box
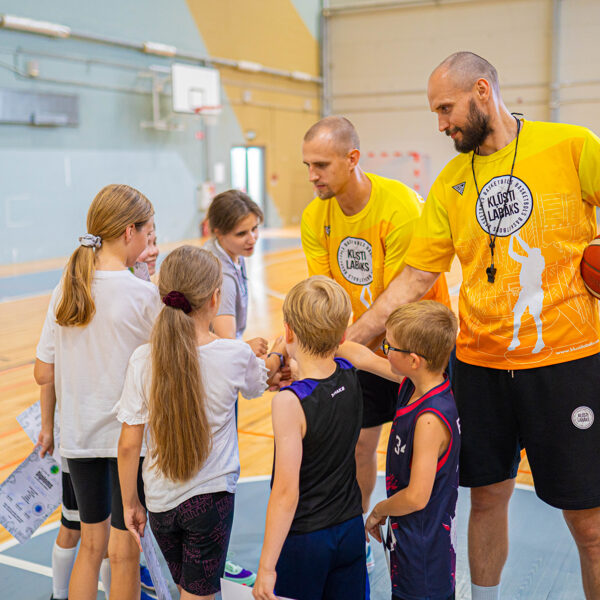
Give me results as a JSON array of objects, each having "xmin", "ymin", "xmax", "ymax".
[{"xmin": 267, "ymin": 351, "xmax": 285, "ymax": 368}]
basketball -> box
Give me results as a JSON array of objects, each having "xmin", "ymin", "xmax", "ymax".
[{"xmin": 581, "ymin": 236, "xmax": 600, "ymax": 298}]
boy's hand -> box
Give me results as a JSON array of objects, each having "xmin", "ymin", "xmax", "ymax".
[
  {"xmin": 269, "ymin": 334, "xmax": 287, "ymax": 357},
  {"xmin": 365, "ymin": 505, "xmax": 387, "ymax": 543},
  {"xmin": 252, "ymin": 566, "xmax": 277, "ymax": 600},
  {"xmin": 266, "ymin": 336, "xmax": 294, "ymax": 390}
]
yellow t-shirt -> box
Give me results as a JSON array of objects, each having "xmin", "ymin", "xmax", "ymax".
[
  {"xmin": 301, "ymin": 172, "xmax": 450, "ymax": 333},
  {"xmin": 406, "ymin": 120, "xmax": 600, "ymax": 369}
]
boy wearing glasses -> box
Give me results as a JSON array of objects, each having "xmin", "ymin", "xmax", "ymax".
[{"xmin": 339, "ymin": 300, "xmax": 459, "ymax": 600}]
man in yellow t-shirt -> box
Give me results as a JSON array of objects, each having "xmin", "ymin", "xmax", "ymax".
[
  {"xmin": 301, "ymin": 116, "xmax": 450, "ymax": 548},
  {"xmin": 346, "ymin": 53, "xmax": 600, "ymax": 600}
]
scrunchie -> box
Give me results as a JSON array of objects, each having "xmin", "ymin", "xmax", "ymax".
[
  {"xmin": 79, "ymin": 233, "xmax": 102, "ymax": 248},
  {"xmin": 162, "ymin": 291, "xmax": 192, "ymax": 314}
]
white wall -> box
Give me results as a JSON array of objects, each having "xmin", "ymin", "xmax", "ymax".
[{"xmin": 325, "ymin": 0, "xmax": 600, "ymax": 192}]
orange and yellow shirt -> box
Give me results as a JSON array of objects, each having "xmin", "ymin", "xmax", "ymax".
[
  {"xmin": 301, "ymin": 172, "xmax": 450, "ymax": 337},
  {"xmin": 406, "ymin": 120, "xmax": 600, "ymax": 369}
]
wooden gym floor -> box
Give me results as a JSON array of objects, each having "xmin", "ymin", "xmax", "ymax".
[{"xmin": 0, "ymin": 228, "xmax": 535, "ymax": 547}]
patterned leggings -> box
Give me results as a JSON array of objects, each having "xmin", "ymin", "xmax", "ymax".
[{"xmin": 149, "ymin": 491, "xmax": 234, "ymax": 596}]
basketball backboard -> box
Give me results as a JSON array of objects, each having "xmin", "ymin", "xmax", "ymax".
[{"xmin": 171, "ymin": 63, "xmax": 221, "ymax": 115}]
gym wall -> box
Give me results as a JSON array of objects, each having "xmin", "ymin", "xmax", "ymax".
[
  {"xmin": 324, "ymin": 0, "xmax": 600, "ymax": 195},
  {"xmin": 0, "ymin": 0, "xmax": 320, "ymax": 265}
]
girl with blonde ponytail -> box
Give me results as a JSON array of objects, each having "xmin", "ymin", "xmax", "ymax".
[
  {"xmin": 117, "ymin": 246, "xmax": 281, "ymax": 599},
  {"xmin": 34, "ymin": 184, "xmax": 161, "ymax": 600}
]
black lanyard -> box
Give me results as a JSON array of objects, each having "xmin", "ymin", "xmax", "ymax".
[{"xmin": 471, "ymin": 114, "xmax": 522, "ymax": 283}]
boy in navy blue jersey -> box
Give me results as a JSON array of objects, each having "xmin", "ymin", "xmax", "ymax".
[
  {"xmin": 339, "ymin": 300, "xmax": 459, "ymax": 600},
  {"xmin": 253, "ymin": 276, "xmax": 403, "ymax": 600}
]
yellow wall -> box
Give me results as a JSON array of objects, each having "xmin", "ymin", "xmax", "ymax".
[{"xmin": 186, "ymin": 0, "xmax": 321, "ymax": 224}]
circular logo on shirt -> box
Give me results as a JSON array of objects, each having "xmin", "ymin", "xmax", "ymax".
[
  {"xmin": 572, "ymin": 406, "xmax": 594, "ymax": 430},
  {"xmin": 475, "ymin": 175, "xmax": 533, "ymax": 237},
  {"xmin": 337, "ymin": 237, "xmax": 373, "ymax": 285}
]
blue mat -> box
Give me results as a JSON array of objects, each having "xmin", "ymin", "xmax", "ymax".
[{"xmin": 0, "ymin": 477, "xmax": 584, "ymax": 599}]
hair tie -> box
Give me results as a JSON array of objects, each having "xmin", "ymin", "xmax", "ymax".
[
  {"xmin": 79, "ymin": 233, "xmax": 102, "ymax": 248},
  {"xmin": 162, "ymin": 291, "xmax": 192, "ymax": 314}
]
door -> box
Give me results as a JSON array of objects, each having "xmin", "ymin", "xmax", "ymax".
[{"xmin": 230, "ymin": 145, "xmax": 266, "ymax": 222}]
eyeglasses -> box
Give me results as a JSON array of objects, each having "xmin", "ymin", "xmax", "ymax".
[{"xmin": 381, "ymin": 338, "xmax": 428, "ymax": 361}]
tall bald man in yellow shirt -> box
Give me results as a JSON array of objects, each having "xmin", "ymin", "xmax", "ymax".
[
  {"xmin": 301, "ymin": 117, "xmax": 450, "ymax": 561},
  {"xmin": 347, "ymin": 52, "xmax": 600, "ymax": 600}
]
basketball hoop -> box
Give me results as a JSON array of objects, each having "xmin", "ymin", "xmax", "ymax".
[{"xmin": 193, "ymin": 105, "xmax": 222, "ymax": 126}]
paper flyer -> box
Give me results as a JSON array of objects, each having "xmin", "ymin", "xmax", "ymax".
[
  {"xmin": 220, "ymin": 578, "xmax": 295, "ymax": 600},
  {"xmin": 220, "ymin": 579, "xmax": 256, "ymax": 600},
  {"xmin": 0, "ymin": 448, "xmax": 61, "ymax": 543},
  {"xmin": 133, "ymin": 261, "xmax": 151, "ymax": 281},
  {"xmin": 140, "ymin": 526, "xmax": 173, "ymax": 600},
  {"xmin": 16, "ymin": 401, "xmax": 61, "ymax": 461}
]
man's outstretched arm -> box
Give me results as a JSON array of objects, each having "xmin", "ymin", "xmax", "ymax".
[{"xmin": 345, "ymin": 265, "xmax": 440, "ymax": 344}]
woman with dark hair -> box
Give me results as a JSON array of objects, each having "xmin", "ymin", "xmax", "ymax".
[{"xmin": 204, "ymin": 189, "xmax": 267, "ymax": 358}]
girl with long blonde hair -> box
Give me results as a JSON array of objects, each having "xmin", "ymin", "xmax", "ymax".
[
  {"xmin": 117, "ymin": 245, "xmax": 280, "ymax": 600},
  {"xmin": 34, "ymin": 184, "xmax": 161, "ymax": 600}
]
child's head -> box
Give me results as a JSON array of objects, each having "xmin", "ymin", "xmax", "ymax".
[
  {"xmin": 282, "ymin": 275, "xmax": 351, "ymax": 357},
  {"xmin": 150, "ymin": 245, "xmax": 222, "ymax": 483},
  {"xmin": 87, "ymin": 184, "xmax": 154, "ymax": 254},
  {"xmin": 137, "ymin": 225, "xmax": 159, "ymax": 275},
  {"xmin": 384, "ymin": 301, "xmax": 457, "ymax": 374},
  {"xmin": 56, "ymin": 184, "xmax": 154, "ymax": 327},
  {"xmin": 158, "ymin": 245, "xmax": 222, "ymax": 316},
  {"xmin": 207, "ymin": 190, "xmax": 264, "ymax": 259}
]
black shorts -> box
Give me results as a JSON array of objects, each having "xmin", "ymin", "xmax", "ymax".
[
  {"xmin": 67, "ymin": 457, "xmax": 145, "ymax": 530},
  {"xmin": 61, "ymin": 471, "xmax": 80, "ymax": 531},
  {"xmin": 453, "ymin": 354, "xmax": 600, "ymax": 510},
  {"xmin": 149, "ymin": 491, "xmax": 234, "ymax": 596},
  {"xmin": 358, "ymin": 370, "xmax": 400, "ymax": 428}
]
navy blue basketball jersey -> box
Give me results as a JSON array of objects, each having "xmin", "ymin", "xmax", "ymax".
[
  {"xmin": 386, "ymin": 377, "xmax": 460, "ymax": 599},
  {"xmin": 278, "ymin": 357, "xmax": 363, "ymax": 535}
]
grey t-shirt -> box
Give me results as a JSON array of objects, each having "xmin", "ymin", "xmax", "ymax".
[{"xmin": 203, "ymin": 237, "xmax": 248, "ymax": 339}]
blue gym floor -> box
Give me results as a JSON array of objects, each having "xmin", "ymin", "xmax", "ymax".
[{"xmin": 0, "ymin": 476, "xmax": 585, "ymax": 599}]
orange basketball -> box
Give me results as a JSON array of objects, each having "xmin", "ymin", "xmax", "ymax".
[{"xmin": 581, "ymin": 236, "xmax": 600, "ymax": 299}]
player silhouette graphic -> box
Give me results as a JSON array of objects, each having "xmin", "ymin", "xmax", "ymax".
[{"xmin": 507, "ymin": 232, "xmax": 545, "ymax": 354}]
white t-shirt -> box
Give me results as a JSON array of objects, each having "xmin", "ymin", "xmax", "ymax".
[
  {"xmin": 36, "ymin": 270, "xmax": 161, "ymax": 459},
  {"xmin": 117, "ymin": 338, "xmax": 268, "ymax": 513}
]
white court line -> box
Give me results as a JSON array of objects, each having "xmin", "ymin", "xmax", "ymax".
[
  {"xmin": 238, "ymin": 475, "xmax": 271, "ymax": 483},
  {"xmin": 516, "ymin": 482, "xmax": 535, "ymax": 493},
  {"xmin": 0, "ymin": 553, "xmax": 105, "ymax": 591},
  {"xmin": 0, "ymin": 553, "xmax": 53, "ymax": 577}
]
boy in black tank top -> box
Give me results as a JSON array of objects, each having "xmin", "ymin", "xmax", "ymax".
[{"xmin": 254, "ymin": 276, "xmax": 404, "ymax": 600}]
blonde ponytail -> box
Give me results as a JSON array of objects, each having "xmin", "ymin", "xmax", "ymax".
[
  {"xmin": 56, "ymin": 184, "xmax": 153, "ymax": 327},
  {"xmin": 149, "ymin": 246, "xmax": 222, "ymax": 482}
]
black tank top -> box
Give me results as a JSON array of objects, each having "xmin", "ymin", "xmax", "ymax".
[{"xmin": 278, "ymin": 358, "xmax": 363, "ymax": 535}]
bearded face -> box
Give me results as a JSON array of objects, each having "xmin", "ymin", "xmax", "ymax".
[{"xmin": 446, "ymin": 99, "xmax": 493, "ymax": 153}]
